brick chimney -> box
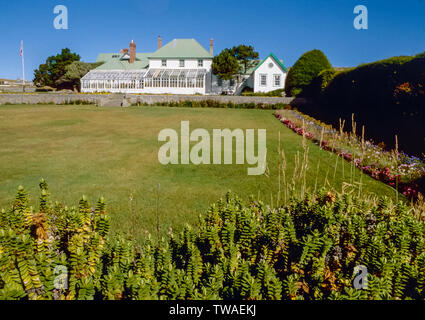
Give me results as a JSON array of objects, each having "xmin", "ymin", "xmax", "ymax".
[
  {"xmin": 120, "ymin": 48, "xmax": 129, "ymax": 54},
  {"xmin": 129, "ymin": 40, "xmax": 136, "ymax": 64},
  {"xmin": 158, "ymin": 36, "xmax": 162, "ymax": 49},
  {"xmin": 210, "ymin": 38, "xmax": 214, "ymax": 56}
]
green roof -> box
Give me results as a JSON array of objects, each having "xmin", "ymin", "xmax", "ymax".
[
  {"xmin": 94, "ymin": 39, "xmax": 212, "ymax": 70},
  {"xmin": 95, "ymin": 60, "xmax": 149, "ymax": 70},
  {"xmin": 239, "ymin": 57, "xmax": 287, "ymax": 75},
  {"xmin": 148, "ymin": 39, "xmax": 212, "ymax": 59},
  {"xmin": 95, "ymin": 53, "xmax": 151, "ymax": 70},
  {"xmin": 253, "ymin": 53, "xmax": 288, "ymax": 73}
]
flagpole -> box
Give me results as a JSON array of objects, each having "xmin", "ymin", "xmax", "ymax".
[{"xmin": 21, "ymin": 40, "xmax": 25, "ymax": 92}]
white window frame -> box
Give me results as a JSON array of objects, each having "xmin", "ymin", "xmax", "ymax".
[
  {"xmin": 179, "ymin": 59, "xmax": 185, "ymax": 68},
  {"xmin": 198, "ymin": 59, "xmax": 203, "ymax": 67},
  {"xmin": 273, "ymin": 74, "xmax": 281, "ymax": 87},
  {"xmin": 260, "ymin": 74, "xmax": 267, "ymax": 87},
  {"xmin": 162, "ymin": 59, "xmax": 167, "ymax": 67}
]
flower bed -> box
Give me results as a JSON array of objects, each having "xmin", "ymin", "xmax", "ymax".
[{"xmin": 274, "ymin": 112, "xmax": 424, "ymax": 199}]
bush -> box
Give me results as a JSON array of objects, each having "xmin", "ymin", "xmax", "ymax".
[
  {"xmin": 302, "ymin": 54, "xmax": 425, "ymax": 156},
  {"xmin": 132, "ymin": 100, "xmax": 290, "ymax": 110},
  {"xmin": 242, "ymin": 89, "xmax": 285, "ymax": 97},
  {"xmin": 285, "ymin": 50, "xmax": 333, "ymax": 97},
  {"xmin": 35, "ymin": 86, "xmax": 55, "ymax": 92},
  {"xmin": 2, "ymin": 182, "xmax": 425, "ymax": 300},
  {"xmin": 241, "ymin": 86, "xmax": 254, "ymax": 94},
  {"xmin": 309, "ymin": 69, "xmax": 337, "ymax": 100}
]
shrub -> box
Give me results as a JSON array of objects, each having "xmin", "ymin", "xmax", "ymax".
[
  {"xmin": 35, "ymin": 86, "xmax": 55, "ymax": 92},
  {"xmin": 2, "ymin": 182, "xmax": 425, "ymax": 300},
  {"xmin": 309, "ymin": 69, "xmax": 337, "ymax": 100},
  {"xmin": 133, "ymin": 100, "xmax": 290, "ymax": 110},
  {"xmin": 242, "ymin": 89, "xmax": 285, "ymax": 97},
  {"xmin": 302, "ymin": 53, "xmax": 425, "ymax": 156},
  {"xmin": 285, "ymin": 49, "xmax": 333, "ymax": 97},
  {"xmin": 241, "ymin": 86, "xmax": 254, "ymax": 94}
]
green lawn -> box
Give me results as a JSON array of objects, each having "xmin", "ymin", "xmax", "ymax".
[{"xmin": 0, "ymin": 105, "xmax": 399, "ymax": 240}]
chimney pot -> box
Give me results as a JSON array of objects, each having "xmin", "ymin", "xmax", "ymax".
[{"xmin": 158, "ymin": 36, "xmax": 162, "ymax": 49}]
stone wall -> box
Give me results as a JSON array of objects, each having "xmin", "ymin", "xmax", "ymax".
[
  {"xmin": 0, "ymin": 93, "xmax": 101, "ymax": 105},
  {"xmin": 0, "ymin": 93, "xmax": 294, "ymax": 107}
]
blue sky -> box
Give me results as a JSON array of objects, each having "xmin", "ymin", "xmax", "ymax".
[{"xmin": 0, "ymin": 0, "xmax": 424, "ymax": 80}]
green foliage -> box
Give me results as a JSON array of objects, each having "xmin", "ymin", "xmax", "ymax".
[
  {"xmin": 133, "ymin": 99, "xmax": 291, "ymax": 110},
  {"xmin": 242, "ymin": 89, "xmax": 285, "ymax": 97},
  {"xmin": 212, "ymin": 49, "xmax": 240, "ymax": 81},
  {"xmin": 62, "ymin": 61, "xmax": 104, "ymax": 92},
  {"xmin": 229, "ymin": 45, "xmax": 260, "ymax": 75},
  {"xmin": 309, "ymin": 69, "xmax": 337, "ymax": 99},
  {"xmin": 34, "ymin": 86, "xmax": 56, "ymax": 93},
  {"xmin": 212, "ymin": 45, "xmax": 259, "ymax": 82},
  {"xmin": 302, "ymin": 53, "xmax": 425, "ymax": 156},
  {"xmin": 33, "ymin": 48, "xmax": 81, "ymax": 90},
  {"xmin": 285, "ymin": 49, "xmax": 333, "ymax": 97},
  {"xmin": 2, "ymin": 183, "xmax": 425, "ymax": 300}
]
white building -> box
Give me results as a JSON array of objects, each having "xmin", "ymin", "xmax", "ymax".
[
  {"xmin": 81, "ymin": 37, "xmax": 287, "ymax": 95},
  {"xmin": 247, "ymin": 53, "xmax": 288, "ymax": 93}
]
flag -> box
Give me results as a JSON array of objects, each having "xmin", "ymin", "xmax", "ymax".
[{"xmin": 19, "ymin": 41, "xmax": 23, "ymax": 57}]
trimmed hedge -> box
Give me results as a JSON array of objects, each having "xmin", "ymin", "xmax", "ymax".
[
  {"xmin": 2, "ymin": 182, "xmax": 425, "ymax": 300},
  {"xmin": 285, "ymin": 50, "xmax": 333, "ymax": 97},
  {"xmin": 299, "ymin": 54, "xmax": 425, "ymax": 156},
  {"xmin": 133, "ymin": 100, "xmax": 291, "ymax": 110},
  {"xmin": 242, "ymin": 89, "xmax": 285, "ymax": 97},
  {"xmin": 309, "ymin": 69, "xmax": 338, "ymax": 100}
]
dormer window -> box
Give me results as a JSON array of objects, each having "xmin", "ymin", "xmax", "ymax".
[
  {"xmin": 179, "ymin": 59, "xmax": 185, "ymax": 68},
  {"xmin": 162, "ymin": 59, "xmax": 167, "ymax": 67},
  {"xmin": 121, "ymin": 53, "xmax": 130, "ymax": 60}
]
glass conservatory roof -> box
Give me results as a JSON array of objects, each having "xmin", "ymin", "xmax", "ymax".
[
  {"xmin": 82, "ymin": 69, "xmax": 207, "ymax": 81},
  {"xmin": 82, "ymin": 70, "xmax": 147, "ymax": 81}
]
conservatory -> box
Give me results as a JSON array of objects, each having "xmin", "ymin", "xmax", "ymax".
[
  {"xmin": 81, "ymin": 70, "xmax": 147, "ymax": 93},
  {"xmin": 81, "ymin": 68, "xmax": 207, "ymax": 94}
]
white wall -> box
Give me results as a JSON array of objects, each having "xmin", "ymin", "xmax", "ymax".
[
  {"xmin": 253, "ymin": 56, "xmax": 286, "ymax": 93},
  {"xmin": 149, "ymin": 59, "xmax": 212, "ymax": 70}
]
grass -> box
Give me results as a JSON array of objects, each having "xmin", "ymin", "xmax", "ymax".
[{"xmin": 0, "ymin": 104, "xmax": 399, "ymax": 241}]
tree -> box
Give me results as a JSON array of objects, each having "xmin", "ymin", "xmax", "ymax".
[
  {"xmin": 60, "ymin": 61, "xmax": 103, "ymax": 91},
  {"xmin": 285, "ymin": 49, "xmax": 332, "ymax": 97},
  {"xmin": 212, "ymin": 49, "xmax": 240, "ymax": 81},
  {"xmin": 33, "ymin": 48, "xmax": 80, "ymax": 89},
  {"xmin": 212, "ymin": 45, "xmax": 259, "ymax": 95},
  {"xmin": 230, "ymin": 45, "xmax": 259, "ymax": 76}
]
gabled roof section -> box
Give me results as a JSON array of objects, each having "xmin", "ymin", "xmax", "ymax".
[
  {"xmin": 253, "ymin": 53, "xmax": 288, "ymax": 73},
  {"xmin": 95, "ymin": 52, "xmax": 152, "ymax": 70},
  {"xmin": 96, "ymin": 53, "xmax": 152, "ymax": 63},
  {"xmin": 95, "ymin": 59, "xmax": 149, "ymax": 71},
  {"xmin": 148, "ymin": 39, "xmax": 212, "ymax": 59}
]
